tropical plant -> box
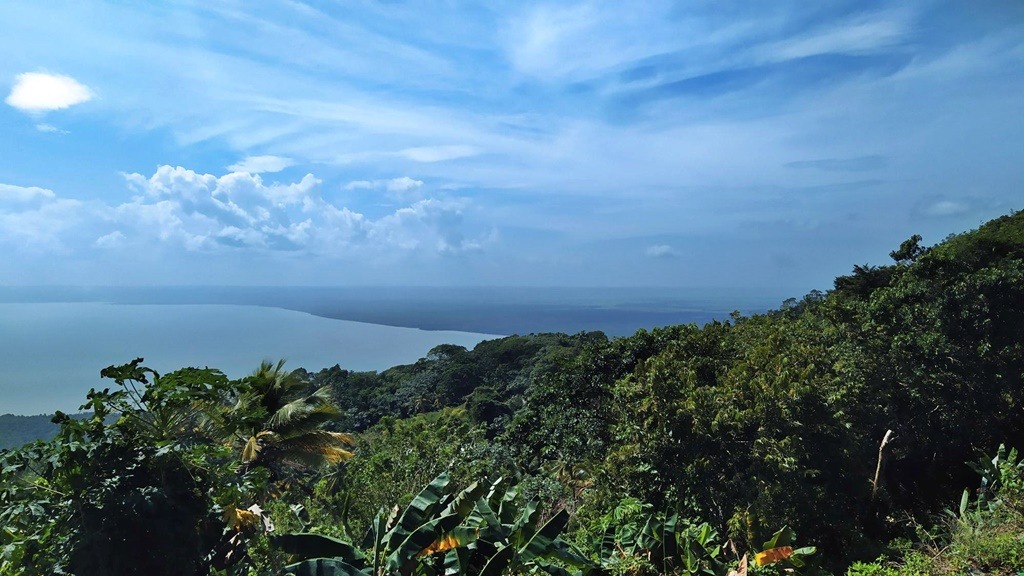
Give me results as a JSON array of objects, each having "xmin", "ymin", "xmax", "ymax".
[
  {"xmin": 274, "ymin": 473, "xmax": 595, "ymax": 576},
  {"xmin": 234, "ymin": 360, "xmax": 356, "ymax": 474},
  {"xmin": 0, "ymin": 361, "xmax": 239, "ymax": 575},
  {"xmin": 591, "ymin": 498, "xmax": 729, "ymax": 576}
]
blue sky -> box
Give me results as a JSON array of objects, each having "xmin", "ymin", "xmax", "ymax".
[{"xmin": 1, "ymin": 1, "xmax": 1022, "ymax": 289}]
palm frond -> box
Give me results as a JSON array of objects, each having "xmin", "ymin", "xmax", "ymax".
[
  {"xmin": 242, "ymin": 435, "xmax": 260, "ymax": 463},
  {"xmin": 264, "ymin": 430, "xmax": 356, "ymax": 469},
  {"xmin": 273, "ymin": 404, "xmax": 341, "ymax": 438},
  {"xmin": 267, "ymin": 385, "xmax": 336, "ymax": 431}
]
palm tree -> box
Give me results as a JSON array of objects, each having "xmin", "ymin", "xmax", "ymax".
[{"xmin": 234, "ymin": 360, "xmax": 355, "ymax": 473}]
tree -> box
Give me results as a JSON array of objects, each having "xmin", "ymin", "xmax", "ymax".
[
  {"xmin": 235, "ymin": 360, "xmax": 355, "ymax": 475},
  {"xmin": 889, "ymin": 233, "xmax": 926, "ymax": 263}
]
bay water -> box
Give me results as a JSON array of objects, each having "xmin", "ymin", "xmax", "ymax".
[{"xmin": 0, "ymin": 302, "xmax": 501, "ymax": 415}]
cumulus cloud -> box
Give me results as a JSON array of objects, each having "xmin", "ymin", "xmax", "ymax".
[
  {"xmin": 645, "ymin": 244, "xmax": 677, "ymax": 258},
  {"xmin": 0, "ymin": 183, "xmax": 56, "ymax": 202},
  {"xmin": 227, "ymin": 155, "xmax": 295, "ymax": 174},
  {"xmin": 0, "ymin": 196, "xmax": 85, "ymax": 253},
  {"xmin": 0, "ymin": 167, "xmax": 491, "ymax": 259},
  {"xmin": 344, "ymin": 180, "xmax": 374, "ymax": 190},
  {"xmin": 369, "ymin": 197, "xmax": 482, "ymax": 253},
  {"xmin": 113, "ymin": 166, "xmax": 487, "ymax": 256},
  {"xmin": 5, "ymin": 72, "xmax": 94, "ymax": 113},
  {"xmin": 94, "ymin": 230, "xmax": 126, "ymax": 249},
  {"xmin": 343, "ymin": 176, "xmax": 425, "ymax": 200},
  {"xmin": 119, "ymin": 167, "xmax": 321, "ymax": 250},
  {"xmin": 386, "ymin": 176, "xmax": 423, "ymax": 193}
]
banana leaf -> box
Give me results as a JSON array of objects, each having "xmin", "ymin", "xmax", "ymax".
[
  {"xmin": 284, "ymin": 558, "xmax": 369, "ymax": 576},
  {"xmin": 272, "ymin": 533, "xmax": 366, "ymax": 567}
]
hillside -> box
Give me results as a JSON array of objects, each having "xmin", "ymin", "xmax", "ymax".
[{"xmin": 1, "ymin": 210, "xmax": 1022, "ymax": 575}]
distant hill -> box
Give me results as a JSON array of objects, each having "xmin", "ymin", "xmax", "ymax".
[{"xmin": 0, "ymin": 413, "xmax": 87, "ymax": 450}]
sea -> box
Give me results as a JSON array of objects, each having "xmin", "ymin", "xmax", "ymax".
[{"xmin": 0, "ymin": 286, "xmax": 791, "ymax": 415}]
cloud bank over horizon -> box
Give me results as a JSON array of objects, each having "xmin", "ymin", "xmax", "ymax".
[{"xmin": 0, "ymin": 1, "xmax": 1022, "ymax": 288}]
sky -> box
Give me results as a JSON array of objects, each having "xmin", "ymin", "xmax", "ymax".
[{"xmin": 1, "ymin": 1, "xmax": 1022, "ymax": 290}]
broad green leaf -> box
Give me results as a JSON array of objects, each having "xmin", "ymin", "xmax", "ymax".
[
  {"xmin": 519, "ymin": 509, "xmax": 570, "ymax": 561},
  {"xmin": 419, "ymin": 526, "xmax": 480, "ymax": 557},
  {"xmin": 444, "ymin": 480, "xmax": 486, "ymax": 519},
  {"xmin": 284, "ymin": 558, "xmax": 369, "ymax": 576},
  {"xmin": 479, "ymin": 544, "xmax": 515, "ymax": 576},
  {"xmin": 761, "ymin": 526, "xmax": 795, "ymax": 550},
  {"xmin": 510, "ymin": 500, "xmax": 539, "ymax": 547},
  {"xmin": 386, "ymin": 513, "xmax": 463, "ymax": 573},
  {"xmin": 271, "ymin": 533, "xmax": 366, "ymax": 566},
  {"xmin": 549, "ymin": 538, "xmax": 597, "ymax": 569},
  {"xmin": 443, "ymin": 547, "xmax": 471, "ymax": 576}
]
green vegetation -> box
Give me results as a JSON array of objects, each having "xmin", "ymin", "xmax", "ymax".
[
  {"xmin": 2, "ymin": 210, "xmax": 1023, "ymax": 575},
  {"xmin": 0, "ymin": 414, "xmax": 81, "ymax": 450}
]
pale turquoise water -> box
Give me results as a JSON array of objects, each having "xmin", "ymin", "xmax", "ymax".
[{"xmin": 0, "ymin": 303, "xmax": 502, "ymax": 415}]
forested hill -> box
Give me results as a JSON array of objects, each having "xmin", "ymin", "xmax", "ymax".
[
  {"xmin": 300, "ymin": 209, "xmax": 1024, "ymax": 571},
  {"xmin": 0, "ymin": 414, "xmax": 65, "ymax": 450},
  {"xmin": 0, "ymin": 413, "xmax": 90, "ymax": 450},
  {"xmin": 2, "ymin": 210, "xmax": 1023, "ymax": 575}
]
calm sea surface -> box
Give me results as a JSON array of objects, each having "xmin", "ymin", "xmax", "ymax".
[
  {"xmin": 0, "ymin": 287, "xmax": 793, "ymax": 414},
  {"xmin": 0, "ymin": 303, "xmax": 501, "ymax": 415}
]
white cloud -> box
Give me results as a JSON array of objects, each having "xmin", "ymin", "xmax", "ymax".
[
  {"xmin": 923, "ymin": 200, "xmax": 969, "ymax": 217},
  {"xmin": 767, "ymin": 11, "xmax": 909, "ymax": 61},
  {"xmin": 507, "ymin": 4, "xmax": 596, "ymax": 77},
  {"xmin": 113, "ymin": 166, "xmax": 487, "ymax": 256},
  {"xmin": 344, "ymin": 180, "xmax": 376, "ymax": 191},
  {"xmin": 227, "ymin": 155, "xmax": 295, "ymax": 174},
  {"xmin": 94, "ymin": 230, "xmax": 126, "ymax": 249},
  {"xmin": 5, "ymin": 72, "xmax": 94, "ymax": 113},
  {"xmin": 369, "ymin": 197, "xmax": 483, "ymax": 253},
  {"xmin": 399, "ymin": 145, "xmax": 479, "ymax": 162},
  {"xmin": 645, "ymin": 244, "xmax": 676, "ymax": 258},
  {"xmin": 0, "ymin": 197, "xmax": 85, "ymax": 253},
  {"xmin": 386, "ymin": 176, "xmax": 423, "ymax": 193},
  {"xmin": 35, "ymin": 123, "xmax": 69, "ymax": 134},
  {"xmin": 119, "ymin": 167, "xmax": 322, "ymax": 250},
  {"xmin": 343, "ymin": 176, "xmax": 425, "ymax": 200},
  {"xmin": 344, "ymin": 177, "xmax": 424, "ymax": 192},
  {"xmin": 504, "ymin": 2, "xmax": 681, "ymax": 80},
  {"xmin": 0, "ymin": 183, "xmax": 56, "ymax": 202}
]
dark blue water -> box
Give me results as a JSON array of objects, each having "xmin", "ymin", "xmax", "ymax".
[{"xmin": 0, "ymin": 286, "xmax": 791, "ymax": 337}]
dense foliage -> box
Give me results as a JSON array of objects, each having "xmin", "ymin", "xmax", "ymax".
[{"xmin": 2, "ymin": 210, "xmax": 1023, "ymax": 574}]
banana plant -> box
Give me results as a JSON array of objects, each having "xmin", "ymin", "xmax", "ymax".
[
  {"xmin": 596, "ymin": 506, "xmax": 727, "ymax": 576},
  {"xmin": 462, "ymin": 478, "xmax": 595, "ymax": 576},
  {"xmin": 960, "ymin": 443, "xmax": 1023, "ymax": 517},
  {"xmin": 750, "ymin": 526, "xmax": 817, "ymax": 573},
  {"xmin": 275, "ymin": 474, "xmax": 595, "ymax": 576}
]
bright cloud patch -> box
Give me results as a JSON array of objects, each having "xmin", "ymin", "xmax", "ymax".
[
  {"xmin": 5, "ymin": 72, "xmax": 94, "ymax": 112},
  {"xmin": 645, "ymin": 244, "xmax": 676, "ymax": 258},
  {"xmin": 0, "ymin": 183, "xmax": 86, "ymax": 253},
  {"xmin": 94, "ymin": 230, "xmax": 126, "ymax": 249},
  {"xmin": 114, "ymin": 166, "xmax": 486, "ymax": 255},
  {"xmin": 227, "ymin": 155, "xmax": 295, "ymax": 174},
  {"xmin": 386, "ymin": 176, "xmax": 423, "ymax": 193},
  {"xmin": 35, "ymin": 123, "xmax": 69, "ymax": 134},
  {"xmin": 0, "ymin": 183, "xmax": 56, "ymax": 202},
  {"xmin": 344, "ymin": 176, "xmax": 424, "ymax": 200}
]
